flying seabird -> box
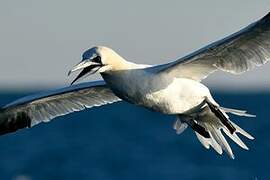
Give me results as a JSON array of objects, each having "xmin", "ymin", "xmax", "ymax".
[{"xmin": 1, "ymin": 13, "xmax": 270, "ymax": 159}]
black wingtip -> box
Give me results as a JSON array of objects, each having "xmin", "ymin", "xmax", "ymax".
[
  {"xmin": 0, "ymin": 111, "xmax": 31, "ymax": 136},
  {"xmin": 192, "ymin": 123, "xmax": 211, "ymax": 138},
  {"xmin": 206, "ymin": 100, "xmax": 236, "ymax": 134},
  {"xmin": 70, "ymin": 80, "xmax": 76, "ymax": 86},
  {"xmin": 261, "ymin": 12, "xmax": 270, "ymax": 21},
  {"xmin": 184, "ymin": 118, "xmax": 210, "ymax": 138}
]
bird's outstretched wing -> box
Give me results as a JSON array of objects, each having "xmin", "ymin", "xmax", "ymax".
[
  {"xmin": 157, "ymin": 12, "xmax": 270, "ymax": 81},
  {"xmin": 0, "ymin": 81, "xmax": 121, "ymax": 135}
]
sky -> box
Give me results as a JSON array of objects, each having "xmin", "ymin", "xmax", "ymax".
[{"xmin": 0, "ymin": 0, "xmax": 269, "ymax": 91}]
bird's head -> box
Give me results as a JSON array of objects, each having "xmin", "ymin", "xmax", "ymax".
[{"xmin": 68, "ymin": 46, "xmax": 126, "ymax": 85}]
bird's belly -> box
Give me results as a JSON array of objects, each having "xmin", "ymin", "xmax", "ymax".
[
  {"xmin": 103, "ymin": 72, "xmax": 211, "ymax": 115},
  {"xmin": 138, "ymin": 78, "xmax": 211, "ymax": 114}
]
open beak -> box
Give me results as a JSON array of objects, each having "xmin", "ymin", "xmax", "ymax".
[{"xmin": 68, "ymin": 60, "xmax": 102, "ymax": 85}]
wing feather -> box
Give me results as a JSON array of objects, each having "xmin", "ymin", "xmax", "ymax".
[
  {"xmin": 157, "ymin": 12, "xmax": 270, "ymax": 81},
  {"xmin": 0, "ymin": 81, "xmax": 121, "ymax": 135}
]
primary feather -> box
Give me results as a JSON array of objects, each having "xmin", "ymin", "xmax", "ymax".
[
  {"xmin": 0, "ymin": 81, "xmax": 121, "ymax": 135},
  {"xmin": 157, "ymin": 12, "xmax": 270, "ymax": 81}
]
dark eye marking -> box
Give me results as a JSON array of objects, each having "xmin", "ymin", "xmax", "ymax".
[{"xmin": 93, "ymin": 56, "xmax": 102, "ymax": 64}]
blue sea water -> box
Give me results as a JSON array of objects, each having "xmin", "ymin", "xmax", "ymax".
[{"xmin": 0, "ymin": 91, "xmax": 269, "ymax": 180}]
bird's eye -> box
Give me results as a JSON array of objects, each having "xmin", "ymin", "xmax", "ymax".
[{"xmin": 93, "ymin": 56, "xmax": 102, "ymax": 64}]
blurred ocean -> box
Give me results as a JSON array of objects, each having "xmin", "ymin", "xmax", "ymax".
[{"xmin": 0, "ymin": 91, "xmax": 269, "ymax": 180}]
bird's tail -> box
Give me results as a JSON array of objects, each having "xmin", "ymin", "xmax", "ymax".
[{"xmin": 174, "ymin": 103, "xmax": 255, "ymax": 159}]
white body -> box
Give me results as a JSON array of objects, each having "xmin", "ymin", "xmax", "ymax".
[{"xmin": 102, "ymin": 68, "xmax": 211, "ymax": 114}]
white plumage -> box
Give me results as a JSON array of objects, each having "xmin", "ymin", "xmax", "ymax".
[{"xmin": 1, "ymin": 12, "xmax": 270, "ymax": 159}]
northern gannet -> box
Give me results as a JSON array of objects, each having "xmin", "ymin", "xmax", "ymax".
[{"xmin": 1, "ymin": 13, "xmax": 270, "ymax": 159}]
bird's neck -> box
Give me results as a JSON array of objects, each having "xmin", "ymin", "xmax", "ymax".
[{"xmin": 108, "ymin": 54, "xmax": 151, "ymax": 71}]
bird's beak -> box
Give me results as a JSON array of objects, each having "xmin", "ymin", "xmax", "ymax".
[{"xmin": 68, "ymin": 59, "xmax": 102, "ymax": 85}]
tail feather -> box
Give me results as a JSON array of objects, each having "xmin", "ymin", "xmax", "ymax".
[
  {"xmin": 195, "ymin": 132, "xmax": 211, "ymax": 149},
  {"xmin": 222, "ymin": 128, "xmax": 249, "ymax": 150},
  {"xmin": 230, "ymin": 121, "xmax": 254, "ymax": 140},
  {"xmin": 194, "ymin": 105, "xmax": 254, "ymax": 159},
  {"xmin": 220, "ymin": 107, "xmax": 256, "ymax": 117},
  {"xmin": 196, "ymin": 131, "xmax": 223, "ymax": 154},
  {"xmin": 173, "ymin": 101, "xmax": 254, "ymax": 159},
  {"xmin": 209, "ymin": 124, "xmax": 234, "ymax": 159},
  {"xmin": 205, "ymin": 100, "xmax": 236, "ymax": 134}
]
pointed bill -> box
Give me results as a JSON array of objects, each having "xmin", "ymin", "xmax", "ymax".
[{"xmin": 68, "ymin": 60, "xmax": 100, "ymax": 76}]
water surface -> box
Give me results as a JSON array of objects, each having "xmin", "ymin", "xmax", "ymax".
[{"xmin": 0, "ymin": 92, "xmax": 269, "ymax": 180}]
